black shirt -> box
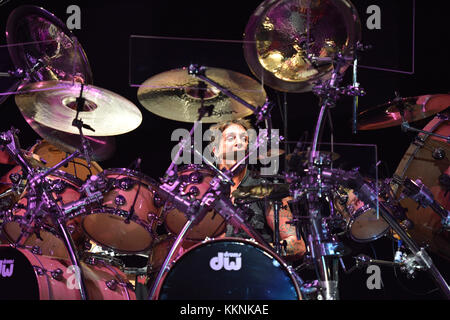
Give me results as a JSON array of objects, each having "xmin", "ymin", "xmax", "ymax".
[{"xmin": 225, "ymin": 169, "xmax": 274, "ymax": 244}]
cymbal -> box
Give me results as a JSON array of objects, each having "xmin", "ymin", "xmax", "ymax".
[
  {"xmin": 6, "ymin": 5, "xmax": 93, "ymax": 84},
  {"xmin": 243, "ymin": 0, "xmax": 361, "ymax": 93},
  {"xmin": 286, "ymin": 151, "xmax": 340, "ymax": 162},
  {"xmin": 23, "ymin": 113, "xmax": 116, "ymax": 161},
  {"xmin": 357, "ymin": 94, "xmax": 450, "ymax": 130},
  {"xmin": 258, "ymin": 149, "xmax": 285, "ymax": 161},
  {"xmin": 15, "ymin": 81, "xmax": 142, "ymax": 136},
  {"xmin": 232, "ymin": 183, "xmax": 290, "ymax": 200},
  {"xmin": 137, "ymin": 67, "xmax": 266, "ymax": 123}
]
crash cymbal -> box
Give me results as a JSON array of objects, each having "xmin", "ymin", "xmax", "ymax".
[
  {"xmin": 286, "ymin": 150, "xmax": 340, "ymax": 162},
  {"xmin": 15, "ymin": 81, "xmax": 142, "ymax": 136},
  {"xmin": 6, "ymin": 5, "xmax": 93, "ymax": 84},
  {"xmin": 258, "ymin": 149, "xmax": 285, "ymax": 160},
  {"xmin": 358, "ymin": 94, "xmax": 450, "ymax": 130},
  {"xmin": 137, "ymin": 67, "xmax": 266, "ymax": 123},
  {"xmin": 243, "ymin": 0, "xmax": 361, "ymax": 93},
  {"xmin": 232, "ymin": 182, "xmax": 290, "ymax": 200},
  {"xmin": 23, "ymin": 113, "xmax": 116, "ymax": 161}
]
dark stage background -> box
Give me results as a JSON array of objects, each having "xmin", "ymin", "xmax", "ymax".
[{"xmin": 0, "ymin": 0, "xmax": 449, "ymax": 300}]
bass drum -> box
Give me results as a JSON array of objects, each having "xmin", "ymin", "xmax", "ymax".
[
  {"xmin": 393, "ymin": 112, "xmax": 450, "ymax": 260},
  {"xmin": 0, "ymin": 245, "xmax": 136, "ymax": 300},
  {"xmin": 154, "ymin": 238, "xmax": 302, "ymax": 300}
]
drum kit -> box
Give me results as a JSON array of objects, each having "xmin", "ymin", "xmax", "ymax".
[{"xmin": 0, "ymin": 1, "xmax": 449, "ymax": 300}]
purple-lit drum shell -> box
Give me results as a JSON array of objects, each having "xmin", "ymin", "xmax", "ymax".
[
  {"xmin": 2, "ymin": 170, "xmax": 86, "ymax": 258},
  {"xmin": 82, "ymin": 168, "xmax": 163, "ymax": 253},
  {"xmin": 0, "ymin": 245, "xmax": 136, "ymax": 300}
]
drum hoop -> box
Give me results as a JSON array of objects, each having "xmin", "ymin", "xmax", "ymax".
[
  {"xmin": 155, "ymin": 237, "xmax": 302, "ymax": 300},
  {"xmin": 103, "ymin": 168, "xmax": 158, "ymax": 187},
  {"xmin": 347, "ymin": 209, "xmax": 390, "ymax": 243},
  {"xmin": 176, "ymin": 164, "xmax": 215, "ymax": 174}
]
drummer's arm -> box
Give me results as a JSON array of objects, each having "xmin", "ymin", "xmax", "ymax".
[{"xmin": 265, "ymin": 197, "xmax": 306, "ymax": 257}]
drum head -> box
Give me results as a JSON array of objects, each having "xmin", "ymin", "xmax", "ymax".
[
  {"xmin": 157, "ymin": 239, "xmax": 300, "ymax": 300},
  {"xmin": 349, "ymin": 208, "xmax": 390, "ymax": 242},
  {"xmin": 0, "ymin": 246, "xmax": 39, "ymax": 300}
]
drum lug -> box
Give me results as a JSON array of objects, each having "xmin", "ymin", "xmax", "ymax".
[
  {"xmin": 115, "ymin": 195, "xmax": 127, "ymax": 206},
  {"xmin": 147, "ymin": 212, "xmax": 160, "ymax": 224},
  {"xmin": 33, "ymin": 266, "xmax": 45, "ymax": 276},
  {"xmin": 118, "ymin": 178, "xmax": 133, "ymax": 191},
  {"xmin": 31, "ymin": 245, "xmax": 42, "ymax": 255},
  {"xmin": 106, "ymin": 279, "xmax": 118, "ymax": 291},
  {"xmin": 152, "ymin": 191, "xmax": 164, "ymax": 208},
  {"xmin": 51, "ymin": 268, "xmax": 64, "ymax": 281}
]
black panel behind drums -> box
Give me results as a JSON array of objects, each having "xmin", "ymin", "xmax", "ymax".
[{"xmin": 156, "ymin": 238, "xmax": 302, "ymax": 300}]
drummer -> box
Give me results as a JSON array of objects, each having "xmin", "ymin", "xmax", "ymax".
[{"xmin": 209, "ymin": 119, "xmax": 306, "ymax": 258}]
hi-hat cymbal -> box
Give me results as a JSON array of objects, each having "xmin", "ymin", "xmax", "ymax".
[
  {"xmin": 243, "ymin": 0, "xmax": 361, "ymax": 93},
  {"xmin": 15, "ymin": 81, "xmax": 142, "ymax": 136},
  {"xmin": 232, "ymin": 183, "xmax": 290, "ymax": 200},
  {"xmin": 357, "ymin": 94, "xmax": 450, "ymax": 130},
  {"xmin": 6, "ymin": 5, "xmax": 93, "ymax": 84},
  {"xmin": 137, "ymin": 67, "xmax": 266, "ymax": 123}
]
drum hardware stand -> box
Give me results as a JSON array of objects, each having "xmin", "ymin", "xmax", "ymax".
[
  {"xmin": 333, "ymin": 168, "xmax": 450, "ymax": 299},
  {"xmin": 400, "ymin": 112, "xmax": 450, "ymax": 142},
  {"xmin": 400, "ymin": 178, "xmax": 450, "ymax": 231},
  {"xmin": 71, "ymin": 83, "xmax": 95, "ymax": 168},
  {"xmin": 288, "ymin": 51, "xmax": 366, "ymax": 300},
  {"xmin": 1, "ymin": 128, "xmax": 93, "ymax": 300},
  {"xmin": 0, "ymin": 59, "xmax": 45, "ymax": 105}
]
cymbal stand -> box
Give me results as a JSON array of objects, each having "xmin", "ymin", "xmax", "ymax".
[
  {"xmin": 290, "ymin": 52, "xmax": 366, "ymax": 300},
  {"xmin": 0, "ymin": 128, "xmax": 90, "ymax": 300},
  {"xmin": 400, "ymin": 112, "xmax": 450, "ymax": 142},
  {"xmin": 0, "ymin": 59, "xmax": 44, "ymax": 105},
  {"xmin": 71, "ymin": 83, "xmax": 95, "ymax": 167}
]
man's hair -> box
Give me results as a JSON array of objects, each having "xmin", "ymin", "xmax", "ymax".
[
  {"xmin": 208, "ymin": 118, "xmax": 254, "ymax": 151},
  {"xmin": 209, "ymin": 118, "xmax": 253, "ymax": 134}
]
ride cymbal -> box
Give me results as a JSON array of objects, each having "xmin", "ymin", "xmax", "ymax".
[
  {"xmin": 137, "ymin": 67, "xmax": 266, "ymax": 123},
  {"xmin": 357, "ymin": 94, "xmax": 450, "ymax": 130},
  {"xmin": 15, "ymin": 81, "xmax": 142, "ymax": 136}
]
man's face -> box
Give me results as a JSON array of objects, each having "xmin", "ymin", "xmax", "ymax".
[{"xmin": 215, "ymin": 123, "xmax": 249, "ymax": 164}]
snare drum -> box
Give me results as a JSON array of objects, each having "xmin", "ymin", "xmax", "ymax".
[
  {"xmin": 0, "ymin": 245, "xmax": 135, "ymax": 300},
  {"xmin": 82, "ymin": 168, "xmax": 163, "ymax": 253},
  {"xmin": 2, "ymin": 170, "xmax": 87, "ymax": 258},
  {"xmin": 154, "ymin": 238, "xmax": 302, "ymax": 300},
  {"xmin": 334, "ymin": 186, "xmax": 390, "ymax": 242},
  {"xmin": 163, "ymin": 165, "xmax": 226, "ymax": 241}
]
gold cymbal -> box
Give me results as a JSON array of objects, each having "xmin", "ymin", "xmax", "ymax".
[
  {"xmin": 243, "ymin": 0, "xmax": 361, "ymax": 93},
  {"xmin": 15, "ymin": 81, "xmax": 142, "ymax": 136},
  {"xmin": 357, "ymin": 94, "xmax": 450, "ymax": 130},
  {"xmin": 258, "ymin": 148, "xmax": 285, "ymax": 160},
  {"xmin": 137, "ymin": 67, "xmax": 266, "ymax": 123},
  {"xmin": 232, "ymin": 182, "xmax": 290, "ymax": 200}
]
